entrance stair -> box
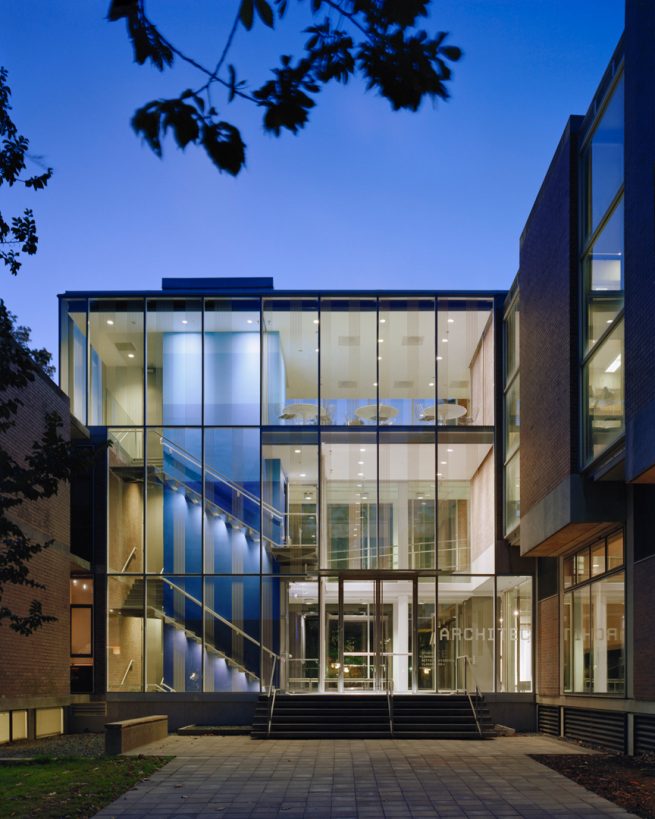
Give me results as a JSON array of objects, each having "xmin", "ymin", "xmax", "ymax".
[{"xmin": 252, "ymin": 693, "xmax": 496, "ymax": 739}]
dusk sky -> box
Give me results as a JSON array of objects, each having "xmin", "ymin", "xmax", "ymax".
[{"xmin": 2, "ymin": 1, "xmax": 624, "ymax": 366}]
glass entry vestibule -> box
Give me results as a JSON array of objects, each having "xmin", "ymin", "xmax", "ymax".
[{"xmin": 282, "ymin": 575, "xmax": 439, "ymax": 694}]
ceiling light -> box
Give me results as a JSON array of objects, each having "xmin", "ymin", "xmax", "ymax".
[
  {"xmin": 358, "ymin": 472, "xmax": 364, "ymax": 477},
  {"xmin": 313, "ymin": 319, "xmax": 319, "ymax": 324},
  {"xmin": 429, "ymin": 382, "xmax": 434, "ymax": 387},
  {"xmin": 447, "ymin": 318, "xmax": 454, "ymax": 324},
  {"xmin": 378, "ymin": 356, "xmax": 382, "ymax": 361},
  {"xmin": 247, "ymin": 319, "xmax": 253, "ymax": 324},
  {"xmin": 437, "ymin": 472, "xmax": 443, "ymax": 478},
  {"xmin": 294, "ymin": 449, "xmax": 301, "ymax": 454},
  {"xmin": 378, "ymin": 338, "xmax": 384, "ymax": 343},
  {"xmin": 436, "ymin": 356, "xmax": 443, "ymax": 361},
  {"xmin": 605, "ymin": 354, "xmax": 621, "ymax": 373},
  {"xmin": 106, "ymin": 319, "xmax": 114, "ymax": 326},
  {"xmin": 606, "ymin": 318, "xmax": 613, "ymax": 324},
  {"xmin": 182, "ymin": 319, "xmax": 188, "ymax": 325},
  {"xmin": 373, "ymin": 382, "xmax": 378, "ymax": 387},
  {"xmin": 359, "ymin": 448, "xmax": 366, "ymax": 453},
  {"xmin": 299, "ymin": 473, "xmax": 306, "ymax": 478},
  {"xmin": 357, "ymin": 483, "xmax": 363, "ymax": 487},
  {"xmin": 441, "ymin": 460, "xmax": 447, "ymax": 465},
  {"xmin": 127, "ymin": 353, "xmax": 135, "ymax": 359},
  {"xmin": 441, "ymin": 338, "xmax": 448, "ymax": 343},
  {"xmin": 315, "ymin": 348, "xmax": 319, "ymax": 353},
  {"xmin": 358, "ymin": 460, "xmax": 364, "ymax": 465},
  {"xmin": 380, "ymin": 318, "xmax": 386, "ymax": 323}
]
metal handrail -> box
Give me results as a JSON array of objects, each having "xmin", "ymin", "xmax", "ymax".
[
  {"xmin": 159, "ymin": 435, "xmax": 283, "ymax": 522},
  {"xmin": 121, "ymin": 546, "xmax": 137, "ymax": 573},
  {"xmin": 268, "ymin": 654, "xmax": 278, "ymax": 695},
  {"xmin": 385, "ymin": 670, "xmax": 394, "ymax": 737},
  {"xmin": 267, "ymin": 687, "xmax": 277, "ymax": 737},
  {"xmin": 120, "ymin": 658, "xmax": 134, "ymax": 687},
  {"xmin": 456, "ymin": 655, "xmax": 483, "ymax": 737},
  {"xmin": 161, "ymin": 575, "xmax": 280, "ymax": 662}
]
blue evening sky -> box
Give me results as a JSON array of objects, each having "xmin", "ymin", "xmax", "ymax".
[{"xmin": 2, "ymin": 1, "xmax": 623, "ymax": 362}]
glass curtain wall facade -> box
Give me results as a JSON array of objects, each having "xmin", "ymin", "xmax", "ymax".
[
  {"xmin": 581, "ymin": 71, "xmax": 625, "ymax": 464},
  {"xmin": 60, "ymin": 292, "xmax": 532, "ymax": 695}
]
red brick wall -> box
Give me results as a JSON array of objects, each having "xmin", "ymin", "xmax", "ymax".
[
  {"xmin": 537, "ymin": 595, "xmax": 560, "ymax": 696},
  {"xmin": 0, "ymin": 371, "xmax": 71, "ymax": 702},
  {"xmin": 634, "ymin": 555, "xmax": 655, "ymax": 700}
]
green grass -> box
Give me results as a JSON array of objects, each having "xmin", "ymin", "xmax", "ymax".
[{"xmin": 0, "ymin": 755, "xmax": 171, "ymax": 818}]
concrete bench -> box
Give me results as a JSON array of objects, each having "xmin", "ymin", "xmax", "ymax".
[{"xmin": 105, "ymin": 715, "xmax": 168, "ymax": 755}]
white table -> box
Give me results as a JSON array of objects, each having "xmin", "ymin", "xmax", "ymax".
[
  {"xmin": 279, "ymin": 403, "xmax": 328, "ymax": 423},
  {"xmin": 354, "ymin": 404, "xmax": 399, "ymax": 424},
  {"xmin": 421, "ymin": 402, "xmax": 467, "ymax": 424}
]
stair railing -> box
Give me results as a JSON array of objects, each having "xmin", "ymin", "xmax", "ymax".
[
  {"xmin": 160, "ymin": 575, "xmax": 281, "ymax": 669},
  {"xmin": 121, "ymin": 546, "xmax": 137, "ymax": 573},
  {"xmin": 456, "ymin": 655, "xmax": 483, "ymax": 737},
  {"xmin": 384, "ymin": 665, "xmax": 394, "ymax": 737},
  {"xmin": 266, "ymin": 654, "xmax": 278, "ymax": 737},
  {"xmin": 120, "ymin": 658, "xmax": 134, "ymax": 687}
]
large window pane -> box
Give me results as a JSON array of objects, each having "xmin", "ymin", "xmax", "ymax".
[
  {"xmin": 497, "ymin": 576, "xmax": 532, "ymax": 693},
  {"xmin": 584, "ymin": 199, "xmax": 624, "ymax": 353},
  {"xmin": 147, "ymin": 428, "xmax": 202, "ymax": 574},
  {"xmin": 592, "ymin": 572, "xmax": 624, "ymax": 694},
  {"xmin": 89, "ymin": 300, "xmax": 144, "ymax": 426},
  {"xmin": 505, "ymin": 376, "xmax": 520, "ymax": 456},
  {"xmin": 321, "ymin": 431, "xmax": 378, "ymax": 569},
  {"xmin": 582, "ymin": 75, "xmax": 624, "ymax": 240},
  {"xmin": 263, "ymin": 299, "xmax": 319, "ymax": 425},
  {"xmin": 145, "ymin": 576, "xmax": 202, "ymax": 693},
  {"xmin": 107, "ymin": 575, "xmax": 143, "ymax": 692},
  {"xmin": 319, "ymin": 299, "xmax": 377, "ymax": 426},
  {"xmin": 204, "ymin": 299, "xmax": 260, "ymax": 425},
  {"xmin": 108, "ymin": 429, "xmax": 144, "ymax": 573},
  {"xmin": 262, "ymin": 577, "xmax": 319, "ymax": 692},
  {"xmin": 378, "ymin": 299, "xmax": 435, "ymax": 426},
  {"xmin": 204, "ymin": 576, "xmax": 261, "ymax": 691},
  {"xmin": 437, "ymin": 576, "xmax": 494, "ymax": 692},
  {"xmin": 572, "ymin": 586, "xmax": 591, "ymax": 693},
  {"xmin": 505, "ymin": 297, "xmax": 519, "ymax": 382},
  {"xmin": 146, "ymin": 299, "xmax": 202, "ymax": 425},
  {"xmin": 379, "ymin": 430, "xmax": 435, "ymax": 570},
  {"xmin": 60, "ymin": 298, "xmax": 87, "ymax": 424},
  {"xmin": 504, "ymin": 452, "xmax": 520, "ymax": 536},
  {"xmin": 262, "ymin": 430, "xmax": 318, "ymax": 575},
  {"xmin": 438, "ymin": 433, "xmax": 494, "ymax": 573},
  {"xmin": 437, "ymin": 299, "xmax": 494, "ymax": 426},
  {"xmin": 204, "ymin": 428, "xmax": 260, "ymax": 574},
  {"xmin": 584, "ymin": 319, "xmax": 624, "ymax": 463}
]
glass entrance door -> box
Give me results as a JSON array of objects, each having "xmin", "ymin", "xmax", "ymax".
[{"xmin": 322, "ymin": 576, "xmax": 421, "ymax": 692}]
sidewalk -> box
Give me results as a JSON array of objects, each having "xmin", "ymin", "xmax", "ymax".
[{"xmin": 95, "ymin": 734, "xmax": 636, "ymax": 818}]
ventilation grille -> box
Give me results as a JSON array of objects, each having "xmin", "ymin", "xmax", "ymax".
[
  {"xmin": 563, "ymin": 707, "xmax": 626, "ymax": 752},
  {"xmin": 635, "ymin": 715, "xmax": 655, "ymax": 754},
  {"xmin": 337, "ymin": 380, "xmax": 357, "ymax": 389},
  {"xmin": 338, "ymin": 336, "xmax": 360, "ymax": 346},
  {"xmin": 115, "ymin": 341, "xmax": 137, "ymax": 352},
  {"xmin": 537, "ymin": 705, "xmax": 560, "ymax": 736},
  {"xmin": 402, "ymin": 336, "xmax": 423, "ymax": 346}
]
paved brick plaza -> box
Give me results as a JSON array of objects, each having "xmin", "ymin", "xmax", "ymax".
[{"xmin": 95, "ymin": 735, "xmax": 636, "ymax": 818}]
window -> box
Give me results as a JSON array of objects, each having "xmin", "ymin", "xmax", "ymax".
[
  {"xmin": 583, "ymin": 319, "xmax": 624, "ymax": 463},
  {"xmin": 563, "ymin": 531, "xmax": 624, "ymax": 694},
  {"xmin": 581, "ymin": 74, "xmax": 624, "ymax": 241}
]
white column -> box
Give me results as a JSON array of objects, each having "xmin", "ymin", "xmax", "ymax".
[{"xmin": 394, "ymin": 593, "xmax": 409, "ymax": 692}]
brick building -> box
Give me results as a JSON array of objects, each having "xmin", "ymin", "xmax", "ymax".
[
  {"xmin": 3, "ymin": 0, "xmax": 655, "ymax": 749},
  {"xmin": 0, "ymin": 369, "xmax": 79, "ymax": 742}
]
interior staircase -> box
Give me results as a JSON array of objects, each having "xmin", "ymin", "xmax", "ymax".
[{"xmin": 252, "ymin": 693, "xmax": 496, "ymax": 739}]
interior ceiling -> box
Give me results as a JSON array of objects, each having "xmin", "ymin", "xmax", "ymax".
[
  {"xmin": 287, "ymin": 576, "xmax": 495, "ymax": 604},
  {"xmin": 77, "ymin": 306, "xmax": 493, "ymax": 395}
]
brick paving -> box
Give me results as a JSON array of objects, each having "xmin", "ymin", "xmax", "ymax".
[{"xmin": 95, "ymin": 735, "xmax": 636, "ymax": 818}]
